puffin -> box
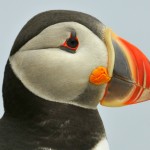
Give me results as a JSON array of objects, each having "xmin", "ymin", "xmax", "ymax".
[{"xmin": 0, "ymin": 10, "xmax": 150, "ymax": 150}]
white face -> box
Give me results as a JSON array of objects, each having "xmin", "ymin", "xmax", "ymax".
[{"xmin": 9, "ymin": 22, "xmax": 108, "ymax": 109}]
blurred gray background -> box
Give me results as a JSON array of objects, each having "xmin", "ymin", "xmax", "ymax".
[{"xmin": 0, "ymin": 0, "xmax": 150, "ymax": 149}]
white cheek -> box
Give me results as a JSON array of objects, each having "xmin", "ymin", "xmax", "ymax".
[
  {"xmin": 20, "ymin": 27, "xmax": 70, "ymax": 51},
  {"xmin": 10, "ymin": 42, "xmax": 107, "ymax": 105},
  {"xmin": 10, "ymin": 49, "xmax": 90, "ymax": 102},
  {"xmin": 9, "ymin": 22, "xmax": 108, "ymax": 108}
]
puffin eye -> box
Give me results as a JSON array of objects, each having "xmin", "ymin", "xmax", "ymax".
[
  {"xmin": 60, "ymin": 32, "xmax": 79, "ymax": 53},
  {"xmin": 66, "ymin": 37, "xmax": 79, "ymax": 48}
]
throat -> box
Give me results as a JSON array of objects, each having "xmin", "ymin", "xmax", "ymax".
[{"xmin": 2, "ymin": 102, "xmax": 106, "ymax": 150}]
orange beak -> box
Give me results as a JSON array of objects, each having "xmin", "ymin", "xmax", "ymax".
[{"xmin": 99, "ymin": 28, "xmax": 150, "ymax": 107}]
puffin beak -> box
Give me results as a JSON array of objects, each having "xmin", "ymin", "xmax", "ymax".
[{"xmin": 100, "ymin": 28, "xmax": 150, "ymax": 107}]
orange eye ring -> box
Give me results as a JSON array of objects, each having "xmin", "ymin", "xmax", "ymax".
[{"xmin": 61, "ymin": 33, "xmax": 79, "ymax": 52}]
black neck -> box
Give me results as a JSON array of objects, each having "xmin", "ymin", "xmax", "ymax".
[{"xmin": 1, "ymin": 102, "xmax": 105, "ymax": 150}]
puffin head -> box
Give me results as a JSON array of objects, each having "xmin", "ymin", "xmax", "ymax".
[{"xmin": 3, "ymin": 10, "xmax": 150, "ymax": 112}]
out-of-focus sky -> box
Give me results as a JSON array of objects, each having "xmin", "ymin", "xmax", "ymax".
[{"xmin": 0, "ymin": 0, "xmax": 150, "ymax": 150}]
